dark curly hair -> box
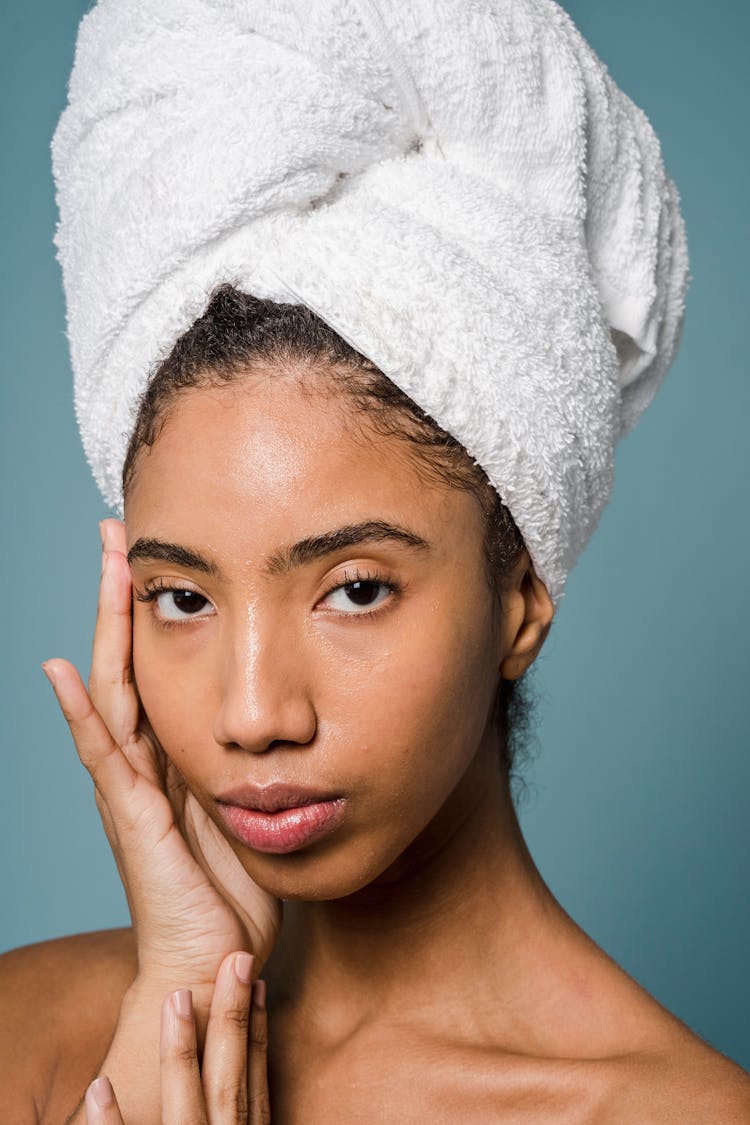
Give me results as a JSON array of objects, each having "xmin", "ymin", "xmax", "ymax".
[{"xmin": 123, "ymin": 284, "xmax": 537, "ymax": 784}]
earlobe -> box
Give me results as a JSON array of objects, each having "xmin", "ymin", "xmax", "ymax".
[{"xmin": 498, "ymin": 559, "xmax": 554, "ymax": 681}]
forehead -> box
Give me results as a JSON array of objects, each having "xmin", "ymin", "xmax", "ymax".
[{"xmin": 123, "ymin": 374, "xmax": 483, "ymax": 558}]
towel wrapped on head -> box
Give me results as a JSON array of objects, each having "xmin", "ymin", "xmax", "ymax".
[{"xmin": 51, "ymin": 0, "xmax": 688, "ymax": 605}]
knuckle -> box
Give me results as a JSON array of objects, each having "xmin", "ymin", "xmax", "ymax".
[
  {"xmin": 250, "ymin": 1018, "xmax": 268, "ymax": 1050},
  {"xmin": 223, "ymin": 1004, "xmax": 251, "ymax": 1034},
  {"xmin": 63, "ymin": 695, "xmax": 97, "ymax": 729},
  {"xmin": 216, "ymin": 1085, "xmax": 248, "ymax": 1123},
  {"xmin": 250, "ymin": 1095, "xmax": 271, "ymax": 1125},
  {"xmin": 88, "ymin": 668, "xmax": 133, "ymax": 696},
  {"xmin": 80, "ymin": 738, "xmax": 119, "ymax": 776},
  {"xmin": 167, "ymin": 1042, "xmax": 199, "ymax": 1066}
]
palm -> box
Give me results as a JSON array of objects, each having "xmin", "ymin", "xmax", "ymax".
[
  {"xmin": 166, "ymin": 757, "xmax": 282, "ymax": 968},
  {"xmin": 48, "ymin": 517, "xmax": 282, "ymax": 994},
  {"xmin": 98, "ymin": 703, "xmax": 282, "ymax": 982}
]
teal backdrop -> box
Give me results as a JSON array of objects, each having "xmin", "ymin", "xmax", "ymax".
[{"xmin": 2, "ymin": 0, "xmax": 748, "ymax": 1071}]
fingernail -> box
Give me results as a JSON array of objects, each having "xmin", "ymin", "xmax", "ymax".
[
  {"xmin": 172, "ymin": 988, "xmax": 193, "ymax": 1019},
  {"xmin": 252, "ymin": 979, "xmax": 266, "ymax": 1010},
  {"xmin": 41, "ymin": 662, "xmax": 56, "ymax": 688},
  {"xmin": 98, "ymin": 520, "xmax": 106, "ymax": 548},
  {"xmin": 87, "ymin": 1075, "xmax": 114, "ymax": 1108},
  {"xmin": 235, "ymin": 951, "xmax": 253, "ymax": 984}
]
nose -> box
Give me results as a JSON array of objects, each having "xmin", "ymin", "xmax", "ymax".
[{"xmin": 212, "ymin": 614, "xmax": 317, "ymax": 753}]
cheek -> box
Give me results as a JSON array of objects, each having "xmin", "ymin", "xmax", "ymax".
[
  {"xmin": 131, "ymin": 588, "xmax": 499, "ymax": 819},
  {"xmin": 132, "ymin": 613, "xmax": 216, "ymax": 765},
  {"xmin": 327, "ymin": 599, "xmax": 499, "ymax": 813}
]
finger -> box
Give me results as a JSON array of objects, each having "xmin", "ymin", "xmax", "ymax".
[
  {"xmin": 41, "ymin": 659, "xmax": 141, "ymax": 814},
  {"xmin": 166, "ymin": 758, "xmax": 189, "ymax": 819},
  {"xmin": 84, "ymin": 1075, "xmax": 124, "ymax": 1124},
  {"xmin": 183, "ymin": 793, "xmax": 282, "ymax": 961},
  {"xmin": 249, "ymin": 980, "xmax": 271, "ymax": 1125},
  {"xmin": 88, "ymin": 543, "xmax": 139, "ymax": 749},
  {"xmin": 93, "ymin": 526, "xmax": 164, "ymax": 788},
  {"xmin": 202, "ymin": 951, "xmax": 254, "ymax": 1124},
  {"xmin": 160, "ymin": 989, "xmax": 208, "ymax": 1125},
  {"xmin": 101, "ymin": 517, "xmax": 127, "ymax": 556}
]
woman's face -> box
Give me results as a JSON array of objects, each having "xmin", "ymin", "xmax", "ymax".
[{"xmin": 125, "ymin": 370, "xmax": 516, "ymax": 900}]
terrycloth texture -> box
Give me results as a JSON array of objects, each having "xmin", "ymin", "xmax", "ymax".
[{"xmin": 51, "ymin": 0, "xmax": 688, "ymax": 605}]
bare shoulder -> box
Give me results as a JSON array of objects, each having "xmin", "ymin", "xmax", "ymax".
[
  {"xmin": 0, "ymin": 927, "xmax": 137, "ymax": 1124},
  {"xmin": 601, "ymin": 1034, "xmax": 750, "ymax": 1124},
  {"xmin": 485, "ymin": 1037, "xmax": 750, "ymax": 1124},
  {"xmin": 478, "ymin": 998, "xmax": 750, "ymax": 1123},
  {"xmin": 569, "ymin": 939, "xmax": 750, "ymax": 1122}
]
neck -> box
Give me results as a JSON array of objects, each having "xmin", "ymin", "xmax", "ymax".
[{"xmin": 264, "ymin": 740, "xmax": 579, "ymax": 1045}]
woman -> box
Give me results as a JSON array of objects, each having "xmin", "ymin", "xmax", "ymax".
[
  {"xmin": 2, "ymin": 0, "xmax": 749, "ymax": 1120},
  {"xmin": 8, "ymin": 285, "xmax": 748, "ymax": 1124}
]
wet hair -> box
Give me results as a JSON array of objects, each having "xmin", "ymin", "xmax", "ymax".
[{"xmin": 123, "ymin": 284, "xmax": 538, "ymax": 786}]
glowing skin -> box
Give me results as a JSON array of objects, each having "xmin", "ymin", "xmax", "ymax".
[
  {"xmin": 11, "ymin": 365, "xmax": 748, "ymax": 1122},
  {"xmin": 124, "ymin": 370, "xmax": 717, "ymax": 1124},
  {"xmin": 126, "ymin": 373, "xmax": 516, "ymax": 904}
]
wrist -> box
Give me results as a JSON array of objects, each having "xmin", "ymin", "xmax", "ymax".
[
  {"xmin": 125, "ymin": 972, "xmax": 216, "ymax": 1021},
  {"xmin": 76, "ymin": 975, "xmax": 217, "ymax": 1125}
]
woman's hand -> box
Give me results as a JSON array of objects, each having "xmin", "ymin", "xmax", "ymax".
[
  {"xmin": 83, "ymin": 951, "xmax": 271, "ymax": 1124},
  {"xmin": 46, "ymin": 519, "xmax": 282, "ymax": 1121},
  {"xmin": 42, "ymin": 518, "xmax": 281, "ymax": 992}
]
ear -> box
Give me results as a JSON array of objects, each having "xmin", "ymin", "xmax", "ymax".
[{"xmin": 498, "ymin": 551, "xmax": 555, "ymax": 681}]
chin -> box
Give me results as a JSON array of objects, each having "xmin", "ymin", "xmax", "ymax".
[{"xmin": 242, "ymin": 842, "xmax": 404, "ymax": 903}]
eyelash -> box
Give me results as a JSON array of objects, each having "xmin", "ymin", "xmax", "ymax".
[
  {"xmin": 133, "ymin": 578, "xmax": 197, "ymax": 632},
  {"xmin": 133, "ymin": 568, "xmax": 402, "ymax": 629},
  {"xmin": 329, "ymin": 568, "xmax": 402, "ymax": 619}
]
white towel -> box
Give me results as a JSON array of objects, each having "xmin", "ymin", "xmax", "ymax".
[{"xmin": 51, "ymin": 0, "xmax": 688, "ymax": 605}]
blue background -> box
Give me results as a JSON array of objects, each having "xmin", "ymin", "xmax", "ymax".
[{"xmin": 1, "ymin": 0, "xmax": 748, "ymax": 1071}]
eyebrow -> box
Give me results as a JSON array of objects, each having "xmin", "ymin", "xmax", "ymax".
[
  {"xmin": 127, "ymin": 539, "xmax": 220, "ymax": 576},
  {"xmin": 127, "ymin": 521, "xmax": 431, "ymax": 578}
]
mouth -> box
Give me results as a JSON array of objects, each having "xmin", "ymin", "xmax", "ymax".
[{"xmin": 215, "ymin": 783, "xmax": 346, "ymax": 854}]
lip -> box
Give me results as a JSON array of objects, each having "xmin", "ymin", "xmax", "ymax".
[{"xmin": 215, "ymin": 783, "xmax": 346, "ymax": 854}]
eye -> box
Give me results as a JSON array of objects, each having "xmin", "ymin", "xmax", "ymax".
[
  {"xmin": 155, "ymin": 589, "xmax": 214, "ymax": 621},
  {"xmin": 134, "ymin": 583, "xmax": 216, "ymax": 624},
  {"xmin": 321, "ymin": 569, "xmax": 399, "ymax": 616}
]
